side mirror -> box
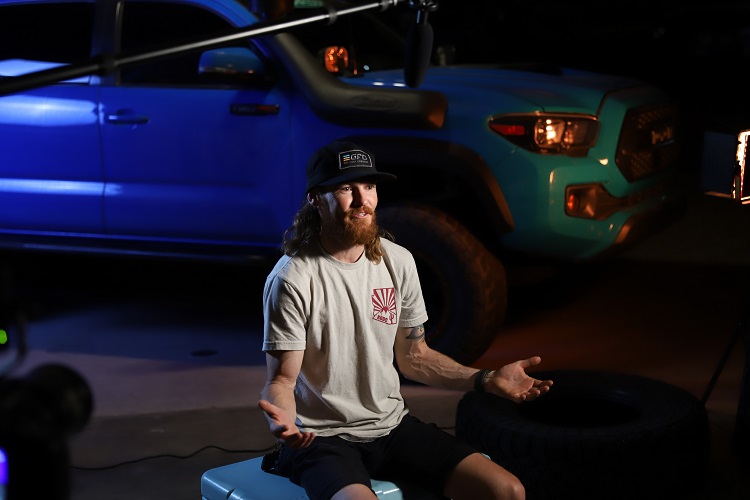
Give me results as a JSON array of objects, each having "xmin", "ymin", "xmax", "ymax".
[
  {"xmin": 248, "ymin": 0, "xmax": 294, "ymax": 21},
  {"xmin": 198, "ymin": 47, "xmax": 267, "ymax": 84}
]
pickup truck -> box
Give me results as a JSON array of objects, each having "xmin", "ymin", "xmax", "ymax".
[{"xmin": 0, "ymin": 0, "xmax": 684, "ymax": 363}]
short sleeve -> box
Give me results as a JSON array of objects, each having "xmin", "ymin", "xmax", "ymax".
[{"xmin": 262, "ymin": 274, "xmax": 308, "ymax": 352}]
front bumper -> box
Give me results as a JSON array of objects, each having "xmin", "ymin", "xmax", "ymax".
[{"xmin": 499, "ymin": 171, "xmax": 686, "ymax": 261}]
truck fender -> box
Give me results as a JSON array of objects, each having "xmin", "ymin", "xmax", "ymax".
[{"xmin": 345, "ymin": 135, "xmax": 515, "ymax": 237}]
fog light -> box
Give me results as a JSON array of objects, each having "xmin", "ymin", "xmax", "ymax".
[
  {"xmin": 565, "ymin": 184, "xmax": 620, "ymax": 220},
  {"xmin": 566, "ymin": 191, "xmax": 582, "ymax": 214}
]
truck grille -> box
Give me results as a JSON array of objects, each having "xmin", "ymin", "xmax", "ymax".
[{"xmin": 615, "ymin": 103, "xmax": 680, "ymax": 182}]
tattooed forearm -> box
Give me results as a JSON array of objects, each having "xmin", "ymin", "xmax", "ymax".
[{"xmin": 405, "ymin": 324, "xmax": 426, "ymax": 342}]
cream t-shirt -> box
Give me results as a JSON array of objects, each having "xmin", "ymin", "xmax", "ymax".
[{"xmin": 262, "ymin": 238, "xmax": 428, "ymax": 440}]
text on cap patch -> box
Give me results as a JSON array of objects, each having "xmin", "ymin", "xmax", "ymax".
[{"xmin": 339, "ymin": 150, "xmax": 372, "ymax": 169}]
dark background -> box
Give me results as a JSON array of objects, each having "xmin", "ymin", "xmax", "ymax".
[{"xmin": 2, "ymin": 2, "xmax": 750, "ymax": 498}]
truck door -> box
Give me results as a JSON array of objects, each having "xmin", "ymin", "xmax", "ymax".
[{"xmin": 99, "ymin": 0, "xmax": 294, "ymax": 249}]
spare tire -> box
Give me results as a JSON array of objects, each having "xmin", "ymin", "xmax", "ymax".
[
  {"xmin": 455, "ymin": 370, "xmax": 710, "ymax": 500},
  {"xmin": 378, "ymin": 203, "xmax": 506, "ymax": 365}
]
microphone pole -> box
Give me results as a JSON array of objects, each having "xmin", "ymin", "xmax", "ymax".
[{"xmin": 404, "ymin": 0, "xmax": 438, "ymax": 88}]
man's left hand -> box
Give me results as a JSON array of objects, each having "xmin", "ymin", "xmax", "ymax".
[{"xmin": 485, "ymin": 356, "xmax": 553, "ymax": 403}]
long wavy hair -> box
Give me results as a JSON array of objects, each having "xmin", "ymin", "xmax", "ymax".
[{"xmin": 282, "ymin": 202, "xmax": 392, "ymax": 264}]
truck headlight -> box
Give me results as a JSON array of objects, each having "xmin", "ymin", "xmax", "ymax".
[{"xmin": 489, "ymin": 114, "xmax": 599, "ymax": 156}]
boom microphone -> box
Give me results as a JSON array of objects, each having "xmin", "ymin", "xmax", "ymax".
[{"xmin": 404, "ymin": 0, "xmax": 437, "ymax": 88}]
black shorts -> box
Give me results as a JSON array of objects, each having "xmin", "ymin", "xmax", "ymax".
[{"xmin": 274, "ymin": 413, "xmax": 478, "ymax": 500}]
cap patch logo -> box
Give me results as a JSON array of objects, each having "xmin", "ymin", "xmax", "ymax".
[{"xmin": 339, "ymin": 150, "xmax": 372, "ymax": 170}]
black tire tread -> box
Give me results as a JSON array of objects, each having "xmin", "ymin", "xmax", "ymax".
[{"xmin": 456, "ymin": 370, "xmax": 710, "ymax": 500}]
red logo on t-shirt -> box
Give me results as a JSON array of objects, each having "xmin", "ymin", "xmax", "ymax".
[{"xmin": 372, "ymin": 287, "xmax": 397, "ymax": 325}]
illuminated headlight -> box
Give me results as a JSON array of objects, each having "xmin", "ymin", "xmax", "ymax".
[{"xmin": 489, "ymin": 114, "xmax": 599, "ymax": 156}]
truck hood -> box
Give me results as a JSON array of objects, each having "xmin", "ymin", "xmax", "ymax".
[{"xmin": 351, "ymin": 64, "xmax": 648, "ymax": 115}]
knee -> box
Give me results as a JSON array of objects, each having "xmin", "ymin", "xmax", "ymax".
[
  {"xmin": 473, "ymin": 469, "xmax": 526, "ymax": 500},
  {"xmin": 488, "ymin": 466, "xmax": 524, "ymax": 500},
  {"xmin": 331, "ymin": 483, "xmax": 378, "ymax": 499},
  {"xmin": 446, "ymin": 453, "xmax": 525, "ymax": 500},
  {"xmin": 501, "ymin": 476, "xmax": 525, "ymax": 500}
]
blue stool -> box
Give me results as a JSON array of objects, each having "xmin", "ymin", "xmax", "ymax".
[{"xmin": 201, "ymin": 456, "xmax": 410, "ymax": 499}]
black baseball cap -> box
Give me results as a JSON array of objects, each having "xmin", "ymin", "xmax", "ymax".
[{"xmin": 305, "ymin": 141, "xmax": 397, "ymax": 193}]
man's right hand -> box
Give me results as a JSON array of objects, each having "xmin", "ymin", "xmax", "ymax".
[{"xmin": 258, "ymin": 399, "xmax": 316, "ymax": 448}]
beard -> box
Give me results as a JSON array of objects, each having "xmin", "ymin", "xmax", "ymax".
[{"xmin": 339, "ymin": 207, "xmax": 380, "ymax": 246}]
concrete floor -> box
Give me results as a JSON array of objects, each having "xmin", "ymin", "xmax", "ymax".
[{"xmin": 3, "ymin": 173, "xmax": 750, "ymax": 499}]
